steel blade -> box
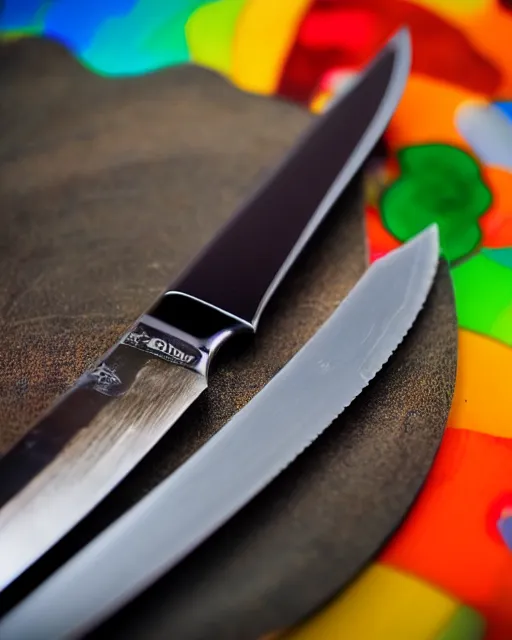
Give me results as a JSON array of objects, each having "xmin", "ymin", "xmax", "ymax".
[
  {"xmin": 0, "ymin": 354, "xmax": 207, "ymax": 593},
  {"xmin": 0, "ymin": 28, "xmax": 412, "ymax": 592},
  {"xmin": 0, "ymin": 225, "xmax": 439, "ymax": 640}
]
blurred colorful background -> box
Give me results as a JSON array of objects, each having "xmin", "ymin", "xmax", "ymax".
[{"xmin": 1, "ymin": 1, "xmax": 511, "ymax": 638}]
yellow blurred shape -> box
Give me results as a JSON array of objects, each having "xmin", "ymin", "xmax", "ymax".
[
  {"xmin": 282, "ymin": 564, "xmax": 458, "ymax": 640},
  {"xmin": 186, "ymin": 0, "xmax": 246, "ymax": 76},
  {"xmin": 408, "ymin": 0, "xmax": 490, "ymax": 19},
  {"xmin": 232, "ymin": 0, "xmax": 312, "ymax": 95}
]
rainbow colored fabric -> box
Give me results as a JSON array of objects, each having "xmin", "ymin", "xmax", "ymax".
[{"xmin": 1, "ymin": 1, "xmax": 512, "ymax": 638}]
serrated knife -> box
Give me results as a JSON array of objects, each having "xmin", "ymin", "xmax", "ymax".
[
  {"xmin": 0, "ymin": 29, "xmax": 411, "ymax": 591},
  {"xmin": 0, "ymin": 226, "xmax": 440, "ymax": 640}
]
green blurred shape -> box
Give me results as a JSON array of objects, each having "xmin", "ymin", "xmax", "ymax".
[
  {"xmin": 381, "ymin": 144, "xmax": 492, "ymax": 262},
  {"xmin": 451, "ymin": 253, "xmax": 512, "ymax": 347},
  {"xmin": 435, "ymin": 606, "xmax": 486, "ymax": 640}
]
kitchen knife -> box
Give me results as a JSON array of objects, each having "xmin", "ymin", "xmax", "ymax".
[
  {"xmin": 0, "ymin": 29, "xmax": 411, "ymax": 591},
  {"xmin": 0, "ymin": 225, "xmax": 440, "ymax": 640}
]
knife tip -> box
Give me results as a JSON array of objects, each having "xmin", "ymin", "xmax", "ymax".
[
  {"xmin": 388, "ymin": 26, "xmax": 412, "ymax": 55},
  {"xmin": 416, "ymin": 223, "xmax": 440, "ymax": 254},
  {"xmin": 402, "ymin": 224, "xmax": 440, "ymax": 279}
]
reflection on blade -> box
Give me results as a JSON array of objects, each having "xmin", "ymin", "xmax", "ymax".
[{"xmin": 0, "ymin": 225, "xmax": 439, "ymax": 640}]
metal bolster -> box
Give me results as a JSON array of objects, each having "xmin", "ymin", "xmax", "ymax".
[{"xmin": 120, "ymin": 292, "xmax": 254, "ymax": 376}]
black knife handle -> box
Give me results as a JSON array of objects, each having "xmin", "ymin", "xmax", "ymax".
[{"xmin": 169, "ymin": 35, "xmax": 405, "ymax": 326}]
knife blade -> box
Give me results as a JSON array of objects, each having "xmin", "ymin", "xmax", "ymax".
[
  {"xmin": 0, "ymin": 29, "xmax": 411, "ymax": 591},
  {"xmin": 0, "ymin": 225, "xmax": 440, "ymax": 640}
]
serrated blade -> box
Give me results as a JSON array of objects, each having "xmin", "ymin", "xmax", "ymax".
[{"xmin": 0, "ymin": 225, "xmax": 439, "ymax": 640}]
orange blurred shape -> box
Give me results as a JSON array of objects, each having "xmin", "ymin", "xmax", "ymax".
[
  {"xmin": 480, "ymin": 167, "xmax": 512, "ymax": 247},
  {"xmin": 387, "ymin": 74, "xmax": 480, "ymax": 150},
  {"xmin": 454, "ymin": 0, "xmax": 512, "ymax": 95},
  {"xmin": 448, "ymin": 330, "xmax": 512, "ymax": 439},
  {"xmin": 380, "ymin": 428, "xmax": 512, "ymax": 640}
]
